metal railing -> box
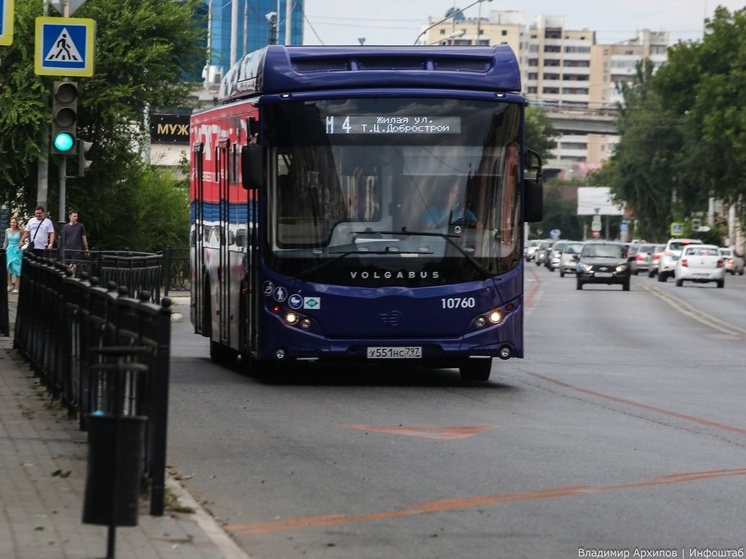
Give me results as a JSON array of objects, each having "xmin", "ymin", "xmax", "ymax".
[
  {"xmin": 13, "ymin": 252, "xmax": 173, "ymax": 516},
  {"xmin": 73, "ymin": 247, "xmax": 190, "ymax": 298}
]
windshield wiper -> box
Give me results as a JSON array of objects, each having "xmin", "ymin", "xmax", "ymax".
[
  {"xmin": 296, "ymin": 228, "xmax": 492, "ymax": 281},
  {"xmin": 370, "ymin": 228, "xmax": 492, "ymax": 279}
]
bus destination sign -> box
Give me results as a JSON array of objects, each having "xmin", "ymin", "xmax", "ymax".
[{"xmin": 325, "ymin": 115, "xmax": 461, "ymax": 135}]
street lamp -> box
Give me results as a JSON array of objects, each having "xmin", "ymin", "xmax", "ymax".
[
  {"xmin": 266, "ymin": 11, "xmax": 277, "ymax": 45},
  {"xmin": 414, "ymin": 0, "xmax": 493, "ymax": 45}
]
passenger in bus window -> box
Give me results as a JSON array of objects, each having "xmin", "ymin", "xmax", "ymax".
[{"xmin": 421, "ymin": 176, "xmax": 480, "ymax": 231}]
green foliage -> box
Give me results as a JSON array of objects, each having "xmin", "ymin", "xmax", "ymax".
[
  {"xmin": 73, "ymin": 165, "xmax": 189, "ymax": 252},
  {"xmin": 591, "ymin": 60, "xmax": 687, "ymax": 243},
  {"xmin": 525, "ymin": 105, "xmax": 557, "ymax": 163},
  {"xmin": 0, "ymin": 0, "xmax": 47, "ymax": 196},
  {"xmin": 595, "ymin": 6, "xmax": 746, "ymax": 244},
  {"xmin": 532, "ymin": 185, "xmax": 584, "ymax": 240},
  {"xmin": 0, "ymin": 0, "xmax": 205, "ymax": 251}
]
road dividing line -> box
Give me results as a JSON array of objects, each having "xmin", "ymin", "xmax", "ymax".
[
  {"xmin": 225, "ymin": 468, "xmax": 746, "ymax": 535},
  {"xmin": 336, "ymin": 424, "xmax": 497, "ymax": 439},
  {"xmin": 527, "ymin": 372, "xmax": 746, "ymax": 436}
]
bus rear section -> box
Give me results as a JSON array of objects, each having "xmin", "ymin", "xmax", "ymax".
[{"xmin": 190, "ymin": 45, "xmax": 543, "ymax": 381}]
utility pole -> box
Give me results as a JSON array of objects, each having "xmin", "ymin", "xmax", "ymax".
[
  {"xmin": 37, "ymin": 0, "xmax": 50, "ymax": 210},
  {"xmin": 285, "ymin": 0, "xmax": 292, "ymax": 45},
  {"xmin": 230, "ymin": 0, "xmax": 237, "ymax": 67}
]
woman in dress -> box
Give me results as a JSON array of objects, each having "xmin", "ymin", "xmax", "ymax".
[{"xmin": 4, "ymin": 217, "xmax": 23, "ymax": 292}]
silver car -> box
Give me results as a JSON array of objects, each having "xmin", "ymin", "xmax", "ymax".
[
  {"xmin": 548, "ymin": 239, "xmax": 568, "ymax": 271},
  {"xmin": 647, "ymin": 244, "xmax": 666, "ymax": 278},
  {"xmin": 631, "ymin": 243, "xmax": 657, "ymax": 275},
  {"xmin": 718, "ymin": 247, "xmax": 745, "ymax": 275},
  {"xmin": 558, "ymin": 241, "xmax": 585, "ymax": 277}
]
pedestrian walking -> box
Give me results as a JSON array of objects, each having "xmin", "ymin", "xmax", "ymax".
[
  {"xmin": 3, "ymin": 216, "xmax": 23, "ymax": 292},
  {"xmin": 19, "ymin": 206, "xmax": 56, "ymax": 257},
  {"xmin": 63, "ymin": 210, "xmax": 89, "ymax": 275}
]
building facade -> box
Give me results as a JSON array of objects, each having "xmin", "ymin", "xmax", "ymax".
[
  {"xmin": 203, "ymin": 0, "xmax": 304, "ymax": 90},
  {"xmin": 418, "ymin": 10, "xmax": 668, "ymax": 178}
]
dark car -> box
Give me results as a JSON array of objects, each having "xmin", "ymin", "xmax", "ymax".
[{"xmin": 576, "ymin": 241, "xmax": 631, "ymax": 291}]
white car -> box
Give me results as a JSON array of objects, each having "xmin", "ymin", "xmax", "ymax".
[
  {"xmin": 658, "ymin": 238, "xmax": 703, "ymax": 282},
  {"xmin": 717, "ymin": 247, "xmax": 745, "ymax": 275},
  {"xmin": 674, "ymin": 244, "xmax": 725, "ymax": 288},
  {"xmin": 525, "ymin": 239, "xmax": 541, "ymax": 261}
]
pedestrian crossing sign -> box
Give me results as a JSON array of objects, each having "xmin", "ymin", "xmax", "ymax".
[{"xmin": 35, "ymin": 17, "xmax": 95, "ymax": 77}]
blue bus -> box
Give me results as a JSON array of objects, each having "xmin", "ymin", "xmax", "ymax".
[{"xmin": 189, "ymin": 45, "xmax": 543, "ymax": 381}]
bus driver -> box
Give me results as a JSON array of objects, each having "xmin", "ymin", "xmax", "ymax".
[{"xmin": 421, "ymin": 176, "xmax": 480, "ymax": 232}]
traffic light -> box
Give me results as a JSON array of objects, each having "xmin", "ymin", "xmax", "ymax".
[
  {"xmin": 51, "ymin": 81, "xmax": 78, "ymax": 156},
  {"xmin": 78, "ymin": 140, "xmax": 93, "ymax": 176}
]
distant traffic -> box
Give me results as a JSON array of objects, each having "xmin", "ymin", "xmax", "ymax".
[{"xmin": 526, "ymin": 237, "xmax": 745, "ymax": 289}]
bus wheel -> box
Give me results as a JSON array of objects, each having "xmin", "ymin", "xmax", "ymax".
[
  {"xmin": 210, "ymin": 340, "xmax": 237, "ymax": 365},
  {"xmin": 459, "ymin": 359, "xmax": 492, "ymax": 381}
]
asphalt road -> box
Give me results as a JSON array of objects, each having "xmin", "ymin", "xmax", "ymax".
[{"xmin": 167, "ymin": 266, "xmax": 746, "ymax": 559}]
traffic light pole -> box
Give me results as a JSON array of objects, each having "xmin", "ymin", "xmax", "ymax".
[{"xmin": 58, "ymin": 155, "xmax": 67, "ymax": 264}]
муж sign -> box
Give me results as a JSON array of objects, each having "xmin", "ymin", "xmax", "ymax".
[{"xmin": 150, "ymin": 113, "xmax": 190, "ymax": 144}]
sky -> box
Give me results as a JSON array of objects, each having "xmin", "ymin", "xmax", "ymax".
[{"xmin": 301, "ymin": 0, "xmax": 746, "ymax": 46}]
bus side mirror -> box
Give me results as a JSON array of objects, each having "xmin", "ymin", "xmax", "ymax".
[
  {"xmin": 241, "ymin": 144, "xmax": 263, "ymax": 190},
  {"xmin": 524, "ymin": 149, "xmax": 543, "ymax": 223},
  {"xmin": 525, "ymin": 178, "xmax": 543, "ymax": 223}
]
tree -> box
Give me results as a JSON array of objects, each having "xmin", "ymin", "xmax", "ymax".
[
  {"xmin": 533, "ymin": 185, "xmax": 584, "ymax": 240},
  {"xmin": 654, "ymin": 7, "xmax": 746, "ymax": 229},
  {"xmin": 525, "ymin": 105, "xmax": 557, "ymax": 164},
  {"xmin": 590, "ymin": 60, "xmax": 690, "ymax": 242},
  {"xmin": 0, "ymin": 0, "xmax": 205, "ymax": 250}
]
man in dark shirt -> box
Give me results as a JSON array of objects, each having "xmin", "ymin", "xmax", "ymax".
[{"xmin": 63, "ymin": 210, "xmax": 89, "ymax": 275}]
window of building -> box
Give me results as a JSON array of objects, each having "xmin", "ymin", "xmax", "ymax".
[
  {"xmin": 562, "ymin": 74, "xmax": 589, "ymax": 82},
  {"xmin": 561, "ymin": 88, "xmax": 589, "ymax": 95}
]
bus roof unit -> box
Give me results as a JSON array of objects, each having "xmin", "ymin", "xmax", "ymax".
[{"xmin": 219, "ymin": 45, "xmax": 521, "ymax": 101}]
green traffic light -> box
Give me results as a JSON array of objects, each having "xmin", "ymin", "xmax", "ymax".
[{"xmin": 53, "ymin": 132, "xmax": 75, "ymax": 153}]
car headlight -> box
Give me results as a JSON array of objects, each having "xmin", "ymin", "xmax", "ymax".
[
  {"xmin": 615, "ymin": 264, "xmax": 628, "ymax": 272},
  {"xmin": 580, "ymin": 264, "xmax": 593, "ymax": 272}
]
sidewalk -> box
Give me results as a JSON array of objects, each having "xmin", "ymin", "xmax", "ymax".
[{"xmin": 0, "ymin": 292, "xmax": 250, "ymax": 559}]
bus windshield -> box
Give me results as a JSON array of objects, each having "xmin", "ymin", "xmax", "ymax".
[{"xmin": 263, "ymin": 97, "xmax": 522, "ymax": 286}]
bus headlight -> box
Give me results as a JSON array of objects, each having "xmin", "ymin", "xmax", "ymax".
[
  {"xmin": 476, "ymin": 309, "xmax": 504, "ymax": 329},
  {"xmin": 488, "ymin": 310, "xmax": 503, "ymax": 324},
  {"xmin": 285, "ymin": 312, "xmax": 299, "ymax": 325},
  {"xmin": 300, "ymin": 318, "xmax": 312, "ymax": 329}
]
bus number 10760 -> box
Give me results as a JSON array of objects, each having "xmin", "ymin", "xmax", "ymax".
[{"xmin": 441, "ymin": 297, "xmax": 476, "ymax": 309}]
